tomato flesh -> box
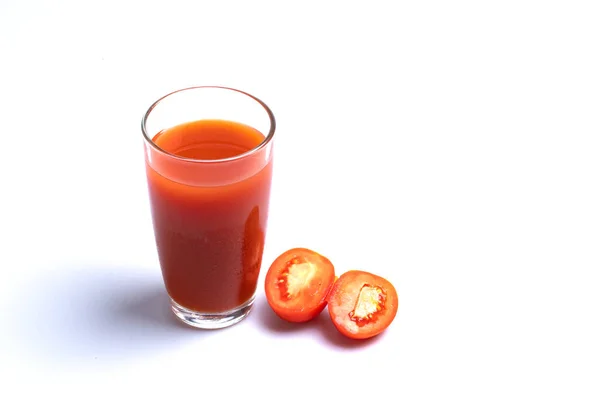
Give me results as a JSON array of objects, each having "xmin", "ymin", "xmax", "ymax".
[
  {"xmin": 327, "ymin": 270, "xmax": 398, "ymax": 339},
  {"xmin": 348, "ymin": 283, "xmax": 387, "ymax": 327},
  {"xmin": 265, "ymin": 248, "xmax": 336, "ymax": 322}
]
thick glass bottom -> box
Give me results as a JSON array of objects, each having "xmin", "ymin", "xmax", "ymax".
[{"xmin": 170, "ymin": 295, "xmax": 255, "ymax": 329}]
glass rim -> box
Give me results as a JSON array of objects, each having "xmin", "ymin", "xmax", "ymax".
[{"xmin": 141, "ymin": 85, "xmax": 276, "ymax": 164}]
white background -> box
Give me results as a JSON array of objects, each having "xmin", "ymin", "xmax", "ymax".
[{"xmin": 1, "ymin": 0, "xmax": 599, "ymax": 398}]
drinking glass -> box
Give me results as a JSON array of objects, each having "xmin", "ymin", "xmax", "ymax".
[{"xmin": 141, "ymin": 86, "xmax": 275, "ymax": 329}]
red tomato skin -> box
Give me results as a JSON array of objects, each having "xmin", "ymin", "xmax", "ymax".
[
  {"xmin": 327, "ymin": 270, "xmax": 398, "ymax": 339},
  {"xmin": 264, "ymin": 248, "xmax": 336, "ymax": 323}
]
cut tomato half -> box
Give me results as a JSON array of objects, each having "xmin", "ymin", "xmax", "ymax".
[
  {"xmin": 264, "ymin": 248, "xmax": 336, "ymax": 322},
  {"xmin": 327, "ymin": 270, "xmax": 398, "ymax": 339}
]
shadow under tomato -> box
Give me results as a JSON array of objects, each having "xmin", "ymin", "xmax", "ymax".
[
  {"xmin": 254, "ymin": 296, "xmax": 385, "ymax": 348},
  {"xmin": 315, "ymin": 308, "xmax": 385, "ymax": 349},
  {"xmin": 254, "ymin": 296, "xmax": 321, "ymax": 333}
]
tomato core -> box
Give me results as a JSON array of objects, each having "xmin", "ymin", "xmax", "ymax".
[
  {"xmin": 348, "ymin": 284, "xmax": 387, "ymax": 327},
  {"xmin": 277, "ymin": 256, "xmax": 317, "ymax": 299}
]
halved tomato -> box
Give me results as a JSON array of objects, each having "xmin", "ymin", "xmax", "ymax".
[
  {"xmin": 327, "ymin": 270, "xmax": 398, "ymax": 339},
  {"xmin": 264, "ymin": 248, "xmax": 336, "ymax": 322}
]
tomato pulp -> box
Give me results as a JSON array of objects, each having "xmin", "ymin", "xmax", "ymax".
[
  {"xmin": 146, "ymin": 119, "xmax": 273, "ymax": 313},
  {"xmin": 328, "ymin": 270, "xmax": 398, "ymax": 339},
  {"xmin": 265, "ymin": 248, "xmax": 336, "ymax": 322}
]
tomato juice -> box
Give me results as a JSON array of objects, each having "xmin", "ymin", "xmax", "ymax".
[{"xmin": 145, "ymin": 119, "xmax": 273, "ymax": 313}]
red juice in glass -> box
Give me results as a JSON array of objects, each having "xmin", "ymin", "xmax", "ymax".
[{"xmin": 142, "ymin": 87, "xmax": 275, "ymax": 329}]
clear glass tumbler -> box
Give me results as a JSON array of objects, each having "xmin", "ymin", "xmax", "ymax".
[{"xmin": 141, "ymin": 86, "xmax": 275, "ymax": 329}]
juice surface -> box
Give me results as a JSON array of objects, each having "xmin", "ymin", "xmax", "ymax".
[{"xmin": 146, "ymin": 119, "xmax": 272, "ymax": 312}]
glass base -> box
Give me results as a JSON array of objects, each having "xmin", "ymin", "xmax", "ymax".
[{"xmin": 170, "ymin": 295, "xmax": 255, "ymax": 329}]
